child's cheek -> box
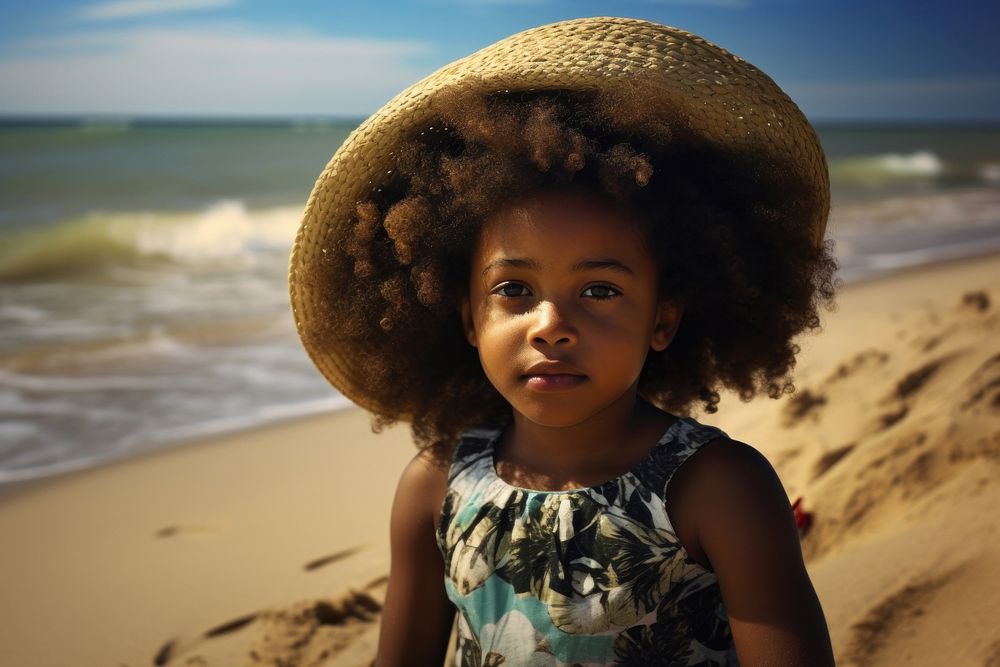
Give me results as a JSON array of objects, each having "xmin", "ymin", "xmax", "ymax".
[{"xmin": 476, "ymin": 312, "xmax": 525, "ymax": 356}]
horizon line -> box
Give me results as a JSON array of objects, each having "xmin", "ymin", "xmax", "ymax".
[{"xmin": 1, "ymin": 113, "xmax": 998, "ymax": 129}]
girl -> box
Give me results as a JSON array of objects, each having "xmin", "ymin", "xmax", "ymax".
[{"xmin": 289, "ymin": 17, "xmax": 838, "ymax": 666}]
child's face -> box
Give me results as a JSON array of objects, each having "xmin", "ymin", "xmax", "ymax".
[{"xmin": 461, "ymin": 189, "xmax": 682, "ymax": 428}]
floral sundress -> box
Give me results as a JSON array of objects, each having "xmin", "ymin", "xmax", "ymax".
[{"xmin": 436, "ymin": 416, "xmax": 741, "ymax": 666}]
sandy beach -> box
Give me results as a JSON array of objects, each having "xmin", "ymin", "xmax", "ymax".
[{"xmin": 1, "ymin": 251, "xmax": 998, "ymax": 667}]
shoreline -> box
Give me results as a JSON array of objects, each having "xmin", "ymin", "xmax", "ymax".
[
  {"xmin": 0, "ymin": 394, "xmax": 353, "ymax": 496},
  {"xmin": 5, "ymin": 245, "xmax": 1000, "ymax": 501},
  {"xmin": 831, "ymin": 242, "xmax": 1000, "ymax": 286},
  {"xmin": 0, "ymin": 405, "xmax": 361, "ymax": 502}
]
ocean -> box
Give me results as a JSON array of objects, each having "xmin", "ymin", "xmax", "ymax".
[{"xmin": 2, "ymin": 119, "xmax": 999, "ymax": 482}]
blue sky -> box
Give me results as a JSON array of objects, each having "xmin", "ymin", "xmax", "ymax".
[{"xmin": 1, "ymin": 0, "xmax": 998, "ymax": 121}]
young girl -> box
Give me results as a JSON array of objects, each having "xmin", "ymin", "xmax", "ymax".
[{"xmin": 289, "ymin": 17, "xmax": 838, "ymax": 666}]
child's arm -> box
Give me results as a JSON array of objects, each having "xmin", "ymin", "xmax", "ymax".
[
  {"xmin": 691, "ymin": 439, "xmax": 836, "ymax": 666},
  {"xmin": 375, "ymin": 449, "xmax": 455, "ymax": 667}
]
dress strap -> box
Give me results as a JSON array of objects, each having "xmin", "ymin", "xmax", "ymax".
[
  {"xmin": 636, "ymin": 416, "xmax": 730, "ymax": 502},
  {"xmin": 447, "ymin": 426, "xmax": 502, "ymax": 484}
]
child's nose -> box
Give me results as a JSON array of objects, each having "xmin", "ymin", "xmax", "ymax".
[{"xmin": 528, "ymin": 300, "xmax": 578, "ymax": 348}]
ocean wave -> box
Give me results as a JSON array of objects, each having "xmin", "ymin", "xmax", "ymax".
[
  {"xmin": 0, "ymin": 369, "xmax": 202, "ymax": 392},
  {"xmin": 828, "ymin": 150, "xmax": 944, "ymax": 187},
  {"xmin": 829, "ymin": 187, "xmax": 1000, "ymax": 230},
  {"xmin": 0, "ymin": 304, "xmax": 48, "ymax": 322},
  {"xmin": 835, "ymin": 234, "xmax": 1000, "ymax": 283},
  {"xmin": 980, "ymin": 163, "xmax": 1000, "ymax": 184},
  {"xmin": 0, "ymin": 200, "xmax": 301, "ymax": 281},
  {"xmin": 0, "ymin": 390, "xmax": 126, "ymax": 418}
]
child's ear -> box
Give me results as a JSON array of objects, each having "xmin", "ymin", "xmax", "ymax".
[
  {"xmin": 651, "ymin": 299, "xmax": 683, "ymax": 352},
  {"xmin": 460, "ymin": 296, "xmax": 478, "ymax": 348}
]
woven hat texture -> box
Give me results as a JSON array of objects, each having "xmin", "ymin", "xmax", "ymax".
[{"xmin": 289, "ymin": 16, "xmax": 830, "ymax": 412}]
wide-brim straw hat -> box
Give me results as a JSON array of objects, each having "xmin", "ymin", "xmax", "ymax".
[{"xmin": 289, "ymin": 16, "xmax": 830, "ymax": 413}]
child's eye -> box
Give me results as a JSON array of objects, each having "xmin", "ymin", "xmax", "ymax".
[
  {"xmin": 492, "ymin": 282, "xmax": 532, "ymax": 298},
  {"xmin": 581, "ymin": 284, "xmax": 621, "ymax": 300}
]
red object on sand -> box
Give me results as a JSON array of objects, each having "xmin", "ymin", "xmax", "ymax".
[{"xmin": 792, "ymin": 496, "xmax": 814, "ymax": 537}]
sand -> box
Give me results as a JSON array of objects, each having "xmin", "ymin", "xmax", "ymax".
[{"xmin": 1, "ymin": 252, "xmax": 998, "ymax": 667}]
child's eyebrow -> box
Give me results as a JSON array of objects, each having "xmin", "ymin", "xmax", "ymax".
[
  {"xmin": 481, "ymin": 257, "xmax": 636, "ymax": 276},
  {"xmin": 572, "ymin": 259, "xmax": 635, "ymax": 275},
  {"xmin": 481, "ymin": 257, "xmax": 538, "ymax": 276}
]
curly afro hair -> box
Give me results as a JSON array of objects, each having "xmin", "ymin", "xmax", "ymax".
[{"xmin": 305, "ymin": 82, "xmax": 839, "ymax": 451}]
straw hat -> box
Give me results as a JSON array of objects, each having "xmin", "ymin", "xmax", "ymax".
[{"xmin": 289, "ymin": 16, "xmax": 830, "ymax": 412}]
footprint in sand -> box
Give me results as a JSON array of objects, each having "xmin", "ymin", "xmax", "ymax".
[
  {"xmin": 781, "ymin": 349, "xmax": 893, "ymax": 429},
  {"xmin": 155, "ymin": 524, "xmax": 223, "ymax": 539},
  {"xmin": 960, "ymin": 290, "xmax": 991, "ymax": 313},
  {"xmin": 873, "ymin": 355, "xmax": 953, "ymax": 433},
  {"xmin": 152, "ymin": 612, "xmax": 259, "ymax": 665},
  {"xmin": 918, "ymin": 290, "xmax": 992, "ymax": 351},
  {"xmin": 830, "ymin": 349, "xmax": 891, "ymax": 381},
  {"xmin": 248, "ymin": 588, "xmax": 383, "ymax": 659},
  {"xmin": 782, "ymin": 388, "xmax": 827, "ymax": 427},
  {"xmin": 153, "ymin": 574, "xmax": 388, "ymax": 666},
  {"xmin": 304, "ymin": 545, "xmax": 365, "ymax": 572},
  {"xmin": 841, "ymin": 565, "xmax": 963, "ymax": 667},
  {"xmin": 892, "ymin": 357, "xmax": 948, "ymax": 402},
  {"xmin": 811, "ymin": 443, "xmax": 855, "ymax": 480},
  {"xmin": 958, "ymin": 352, "xmax": 1000, "ymax": 415}
]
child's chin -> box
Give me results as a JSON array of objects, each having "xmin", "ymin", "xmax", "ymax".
[{"xmin": 511, "ymin": 402, "xmax": 606, "ymax": 429}]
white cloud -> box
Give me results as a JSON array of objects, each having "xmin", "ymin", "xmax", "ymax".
[
  {"xmin": 79, "ymin": 0, "xmax": 237, "ymax": 21},
  {"xmin": 0, "ymin": 25, "xmax": 435, "ymax": 116}
]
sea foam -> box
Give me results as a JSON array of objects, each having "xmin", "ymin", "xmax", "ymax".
[
  {"xmin": 828, "ymin": 150, "xmax": 944, "ymax": 187},
  {"xmin": 0, "ymin": 200, "xmax": 300, "ymax": 280}
]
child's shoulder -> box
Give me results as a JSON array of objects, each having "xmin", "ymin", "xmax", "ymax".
[
  {"xmin": 400, "ymin": 443, "xmax": 452, "ymax": 485},
  {"xmin": 393, "ymin": 444, "xmax": 452, "ymax": 529},
  {"xmin": 666, "ymin": 432, "xmax": 797, "ymax": 566},
  {"xmin": 680, "ymin": 435, "xmax": 783, "ymax": 498}
]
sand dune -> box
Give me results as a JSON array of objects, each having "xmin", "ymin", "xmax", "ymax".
[
  {"xmin": 0, "ymin": 253, "xmax": 997, "ymax": 667},
  {"xmin": 713, "ymin": 255, "xmax": 1000, "ymax": 667}
]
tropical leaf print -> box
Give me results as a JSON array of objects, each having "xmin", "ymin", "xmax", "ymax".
[
  {"xmin": 445, "ymin": 487, "xmax": 524, "ymax": 595},
  {"xmin": 437, "ymin": 417, "xmax": 740, "ymax": 666},
  {"xmin": 501, "ymin": 493, "xmax": 579, "ymax": 599},
  {"xmin": 612, "ymin": 615, "xmax": 695, "ymax": 666},
  {"xmin": 479, "ymin": 610, "xmax": 557, "ymax": 666},
  {"xmin": 456, "ymin": 610, "xmax": 483, "ymax": 666}
]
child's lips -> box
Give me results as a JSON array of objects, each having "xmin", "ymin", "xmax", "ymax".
[
  {"xmin": 523, "ymin": 373, "xmax": 587, "ymax": 391},
  {"xmin": 521, "ymin": 361, "xmax": 587, "ymax": 391}
]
